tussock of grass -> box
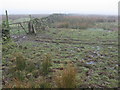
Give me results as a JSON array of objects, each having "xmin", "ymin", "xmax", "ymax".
[
  {"xmin": 41, "ymin": 53, "xmax": 52, "ymax": 75},
  {"xmin": 26, "ymin": 60, "xmax": 35, "ymax": 72},
  {"xmin": 40, "ymin": 82, "xmax": 52, "ymax": 88},
  {"xmin": 14, "ymin": 53, "xmax": 26, "ymax": 71},
  {"xmin": 54, "ymin": 63, "xmax": 77, "ymax": 88},
  {"xmin": 5, "ymin": 78, "xmax": 32, "ymax": 88}
]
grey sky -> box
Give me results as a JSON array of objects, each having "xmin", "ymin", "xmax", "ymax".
[{"xmin": 0, "ymin": 0, "xmax": 119, "ymax": 15}]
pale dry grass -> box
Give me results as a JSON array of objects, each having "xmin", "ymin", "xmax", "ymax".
[{"xmin": 54, "ymin": 63, "xmax": 77, "ymax": 88}]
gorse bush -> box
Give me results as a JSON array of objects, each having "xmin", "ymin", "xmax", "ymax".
[
  {"xmin": 54, "ymin": 63, "xmax": 77, "ymax": 88},
  {"xmin": 42, "ymin": 53, "xmax": 52, "ymax": 75}
]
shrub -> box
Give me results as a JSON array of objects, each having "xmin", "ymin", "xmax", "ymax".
[
  {"xmin": 41, "ymin": 53, "xmax": 52, "ymax": 75},
  {"xmin": 54, "ymin": 63, "xmax": 77, "ymax": 88}
]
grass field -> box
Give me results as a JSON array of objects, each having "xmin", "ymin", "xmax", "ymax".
[{"xmin": 2, "ymin": 15, "xmax": 118, "ymax": 88}]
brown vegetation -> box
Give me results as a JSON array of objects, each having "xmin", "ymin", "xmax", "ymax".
[{"xmin": 54, "ymin": 63, "xmax": 77, "ymax": 88}]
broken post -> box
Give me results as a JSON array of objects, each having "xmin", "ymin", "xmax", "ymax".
[{"xmin": 28, "ymin": 15, "xmax": 36, "ymax": 35}]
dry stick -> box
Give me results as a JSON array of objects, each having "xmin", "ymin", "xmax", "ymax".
[
  {"xmin": 9, "ymin": 21, "xmax": 29, "ymax": 25},
  {"xmin": 17, "ymin": 24, "xmax": 20, "ymax": 36},
  {"xmin": 19, "ymin": 23, "xmax": 28, "ymax": 34}
]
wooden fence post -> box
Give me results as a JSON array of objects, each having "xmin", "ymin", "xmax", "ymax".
[
  {"xmin": 28, "ymin": 15, "xmax": 36, "ymax": 35},
  {"xmin": 5, "ymin": 10, "xmax": 9, "ymax": 28},
  {"xmin": 2, "ymin": 10, "xmax": 10, "ymax": 42}
]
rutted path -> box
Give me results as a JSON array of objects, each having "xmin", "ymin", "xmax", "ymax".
[
  {"xmin": 34, "ymin": 38, "xmax": 118, "ymax": 46},
  {"xmin": 12, "ymin": 34, "xmax": 118, "ymax": 46}
]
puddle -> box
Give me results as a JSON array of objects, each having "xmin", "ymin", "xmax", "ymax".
[
  {"xmin": 70, "ymin": 50, "xmax": 75, "ymax": 53},
  {"xmin": 109, "ymin": 67, "xmax": 114, "ymax": 70},
  {"xmin": 11, "ymin": 36, "xmax": 18, "ymax": 38},
  {"xmin": 96, "ymin": 46, "xmax": 100, "ymax": 50},
  {"xmin": 108, "ymin": 46, "xmax": 113, "ymax": 49},
  {"xmin": 86, "ymin": 61, "xmax": 96, "ymax": 64},
  {"xmin": 23, "ymin": 36, "xmax": 26, "ymax": 39},
  {"xmin": 87, "ymin": 28, "xmax": 104, "ymax": 31}
]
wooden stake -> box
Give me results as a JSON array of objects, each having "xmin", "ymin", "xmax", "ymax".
[{"xmin": 5, "ymin": 10, "xmax": 9, "ymax": 29}]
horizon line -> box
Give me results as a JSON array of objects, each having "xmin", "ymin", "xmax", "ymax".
[{"xmin": 0, "ymin": 13, "xmax": 118, "ymax": 16}]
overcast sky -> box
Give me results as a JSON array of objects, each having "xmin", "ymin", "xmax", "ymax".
[{"xmin": 0, "ymin": 0, "xmax": 119, "ymax": 15}]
